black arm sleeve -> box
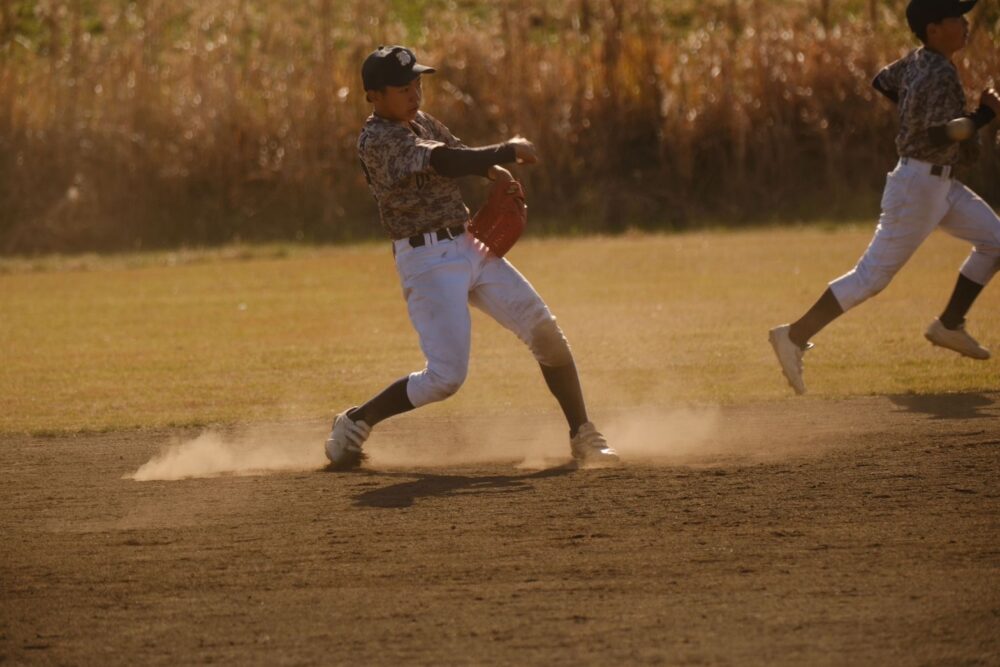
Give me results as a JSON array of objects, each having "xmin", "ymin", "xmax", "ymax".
[
  {"xmin": 970, "ymin": 103, "xmax": 997, "ymax": 129},
  {"xmin": 872, "ymin": 74, "xmax": 899, "ymax": 104},
  {"xmin": 927, "ymin": 104, "xmax": 998, "ymax": 146},
  {"xmin": 429, "ymin": 144, "xmax": 517, "ymax": 178}
]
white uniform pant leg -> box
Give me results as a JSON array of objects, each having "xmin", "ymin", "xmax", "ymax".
[
  {"xmin": 395, "ymin": 241, "xmax": 474, "ymax": 408},
  {"xmin": 939, "ymin": 181, "xmax": 1000, "ymax": 286},
  {"xmin": 463, "ymin": 236, "xmax": 574, "ymax": 368},
  {"xmin": 828, "ymin": 163, "xmax": 951, "ymax": 312}
]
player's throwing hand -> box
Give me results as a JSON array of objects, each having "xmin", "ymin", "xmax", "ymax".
[
  {"xmin": 980, "ymin": 88, "xmax": 1000, "ymax": 114},
  {"xmin": 508, "ymin": 136, "xmax": 539, "ymax": 164}
]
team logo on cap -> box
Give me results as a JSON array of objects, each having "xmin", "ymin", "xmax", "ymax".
[{"xmin": 396, "ymin": 50, "xmax": 412, "ymax": 67}]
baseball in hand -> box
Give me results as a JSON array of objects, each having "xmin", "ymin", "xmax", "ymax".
[{"xmin": 945, "ymin": 117, "xmax": 976, "ymax": 142}]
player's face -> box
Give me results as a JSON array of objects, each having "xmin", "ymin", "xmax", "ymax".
[
  {"xmin": 927, "ymin": 15, "xmax": 969, "ymax": 54},
  {"xmin": 371, "ymin": 76, "xmax": 423, "ymax": 123}
]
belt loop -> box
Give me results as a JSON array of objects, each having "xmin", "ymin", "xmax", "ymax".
[{"xmin": 408, "ymin": 224, "xmax": 465, "ymax": 248}]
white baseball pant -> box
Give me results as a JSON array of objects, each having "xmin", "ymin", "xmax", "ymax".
[
  {"xmin": 829, "ymin": 157, "xmax": 1000, "ymax": 311},
  {"xmin": 393, "ymin": 230, "xmax": 572, "ymax": 407}
]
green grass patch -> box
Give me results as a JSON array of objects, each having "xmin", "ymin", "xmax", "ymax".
[{"xmin": 2, "ymin": 225, "xmax": 998, "ymax": 435}]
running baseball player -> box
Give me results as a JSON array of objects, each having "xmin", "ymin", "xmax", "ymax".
[
  {"xmin": 769, "ymin": 0, "xmax": 1000, "ymax": 394},
  {"xmin": 324, "ymin": 45, "xmax": 619, "ymax": 468}
]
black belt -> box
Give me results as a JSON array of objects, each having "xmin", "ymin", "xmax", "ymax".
[
  {"xmin": 408, "ymin": 224, "xmax": 465, "ymax": 248},
  {"xmin": 901, "ymin": 157, "xmax": 951, "ymax": 178}
]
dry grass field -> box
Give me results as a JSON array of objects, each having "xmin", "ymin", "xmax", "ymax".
[
  {"xmin": 1, "ymin": 225, "xmax": 997, "ymax": 435},
  {"xmin": 2, "ymin": 227, "xmax": 999, "ymax": 665}
]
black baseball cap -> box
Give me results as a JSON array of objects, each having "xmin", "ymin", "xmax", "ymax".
[
  {"xmin": 362, "ymin": 45, "xmax": 436, "ymax": 91},
  {"xmin": 906, "ymin": 0, "xmax": 977, "ymax": 37}
]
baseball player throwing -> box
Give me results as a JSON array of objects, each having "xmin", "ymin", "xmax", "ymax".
[
  {"xmin": 324, "ymin": 45, "xmax": 619, "ymax": 468},
  {"xmin": 770, "ymin": 0, "xmax": 1000, "ymax": 394}
]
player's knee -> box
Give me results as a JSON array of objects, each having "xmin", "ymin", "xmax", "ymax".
[
  {"xmin": 424, "ymin": 364, "xmax": 467, "ymax": 402},
  {"xmin": 962, "ymin": 251, "xmax": 1000, "ymax": 286},
  {"xmin": 529, "ymin": 318, "xmax": 573, "ymax": 367},
  {"xmin": 866, "ymin": 270, "xmax": 893, "ymax": 298},
  {"xmin": 977, "ymin": 240, "xmax": 1000, "ymax": 257},
  {"xmin": 853, "ymin": 264, "xmax": 892, "ymax": 300}
]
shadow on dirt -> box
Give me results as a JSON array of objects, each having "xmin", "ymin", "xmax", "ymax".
[
  {"xmin": 888, "ymin": 393, "xmax": 996, "ymax": 420},
  {"xmin": 348, "ymin": 464, "xmax": 578, "ymax": 508}
]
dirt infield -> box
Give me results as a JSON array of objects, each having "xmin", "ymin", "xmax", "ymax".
[{"xmin": 3, "ymin": 394, "xmax": 999, "ymax": 665}]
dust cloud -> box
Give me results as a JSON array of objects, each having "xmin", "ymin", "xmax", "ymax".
[
  {"xmin": 129, "ymin": 424, "xmax": 327, "ymax": 481},
  {"xmin": 128, "ymin": 406, "xmax": 735, "ymax": 480},
  {"xmin": 366, "ymin": 406, "xmax": 724, "ymax": 470},
  {"xmin": 603, "ymin": 406, "xmax": 724, "ymax": 464},
  {"xmin": 364, "ymin": 417, "xmax": 559, "ymax": 469}
]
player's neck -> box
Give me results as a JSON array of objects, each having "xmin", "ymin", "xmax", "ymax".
[
  {"xmin": 923, "ymin": 41, "xmax": 959, "ymax": 60},
  {"xmin": 373, "ymin": 111, "xmax": 410, "ymax": 125}
]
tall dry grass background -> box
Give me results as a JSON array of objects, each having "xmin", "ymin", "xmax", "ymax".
[{"xmin": 1, "ymin": 0, "xmax": 998, "ymax": 253}]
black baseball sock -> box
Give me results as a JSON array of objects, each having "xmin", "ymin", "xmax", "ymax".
[
  {"xmin": 540, "ymin": 362, "xmax": 589, "ymax": 438},
  {"xmin": 788, "ymin": 288, "xmax": 844, "ymax": 349},
  {"xmin": 939, "ymin": 273, "xmax": 984, "ymax": 330},
  {"xmin": 351, "ymin": 377, "xmax": 415, "ymax": 426}
]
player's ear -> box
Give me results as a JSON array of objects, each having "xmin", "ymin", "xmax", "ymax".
[{"xmin": 922, "ymin": 21, "xmax": 939, "ymax": 43}]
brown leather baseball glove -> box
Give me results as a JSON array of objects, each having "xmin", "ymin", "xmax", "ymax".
[{"xmin": 468, "ymin": 178, "xmax": 527, "ymax": 258}]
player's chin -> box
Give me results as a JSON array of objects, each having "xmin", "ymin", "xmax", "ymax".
[{"xmin": 406, "ymin": 107, "xmax": 420, "ymax": 120}]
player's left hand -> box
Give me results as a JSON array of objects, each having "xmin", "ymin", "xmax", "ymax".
[{"xmin": 469, "ymin": 176, "xmax": 527, "ymax": 258}]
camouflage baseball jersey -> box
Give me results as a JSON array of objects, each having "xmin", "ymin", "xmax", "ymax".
[
  {"xmin": 357, "ymin": 111, "xmax": 470, "ymax": 240},
  {"xmin": 873, "ymin": 47, "xmax": 969, "ymax": 166}
]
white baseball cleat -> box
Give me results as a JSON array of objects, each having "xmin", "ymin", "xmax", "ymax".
[
  {"xmin": 769, "ymin": 324, "xmax": 811, "ymax": 395},
  {"xmin": 570, "ymin": 422, "xmax": 620, "ymax": 467},
  {"xmin": 924, "ymin": 318, "xmax": 990, "ymax": 360},
  {"xmin": 324, "ymin": 409, "xmax": 372, "ymax": 470}
]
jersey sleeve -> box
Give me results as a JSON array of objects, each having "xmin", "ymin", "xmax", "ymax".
[
  {"xmin": 358, "ymin": 125, "xmax": 444, "ymax": 188},
  {"xmin": 872, "ymin": 58, "xmax": 904, "ymax": 103},
  {"xmin": 420, "ymin": 112, "xmax": 467, "ymax": 149}
]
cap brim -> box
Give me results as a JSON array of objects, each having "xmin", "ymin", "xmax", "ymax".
[
  {"xmin": 952, "ymin": 0, "xmax": 977, "ymax": 15},
  {"xmin": 383, "ymin": 66, "xmax": 436, "ymax": 87}
]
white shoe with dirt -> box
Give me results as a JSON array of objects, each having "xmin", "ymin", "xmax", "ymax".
[
  {"xmin": 324, "ymin": 409, "xmax": 371, "ymax": 469},
  {"xmin": 924, "ymin": 318, "xmax": 990, "ymax": 360},
  {"xmin": 570, "ymin": 422, "xmax": 620, "ymax": 467},
  {"xmin": 769, "ymin": 324, "xmax": 811, "ymax": 395}
]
